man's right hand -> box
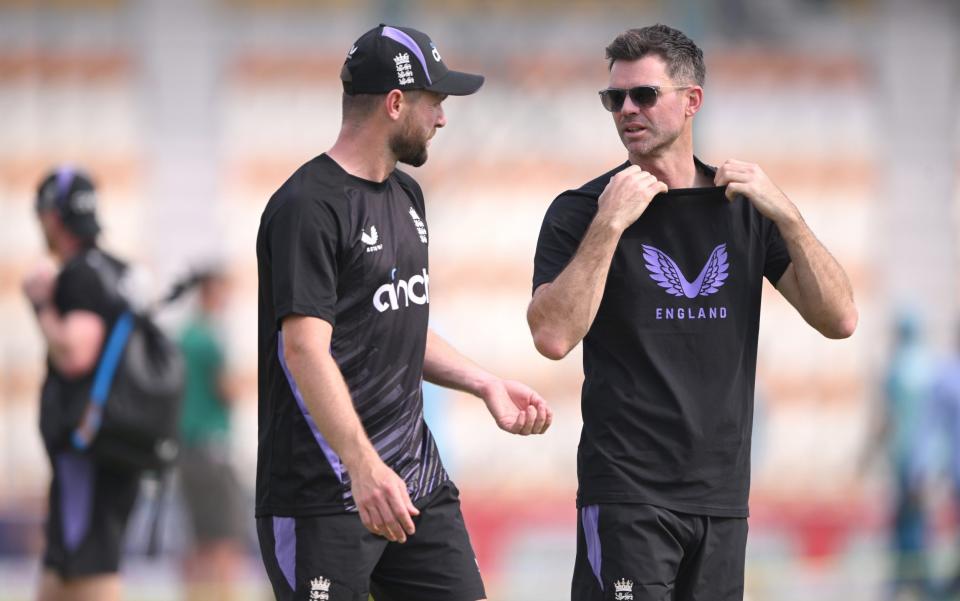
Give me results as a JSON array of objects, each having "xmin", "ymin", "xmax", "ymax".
[
  {"xmin": 22, "ymin": 261, "xmax": 56, "ymax": 309},
  {"xmin": 349, "ymin": 455, "xmax": 420, "ymax": 543},
  {"xmin": 596, "ymin": 165, "xmax": 668, "ymax": 231}
]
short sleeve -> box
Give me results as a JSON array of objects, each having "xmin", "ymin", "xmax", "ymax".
[
  {"xmin": 54, "ymin": 262, "xmax": 111, "ymax": 317},
  {"xmin": 762, "ymin": 218, "xmax": 791, "ymax": 286},
  {"xmin": 268, "ymin": 195, "xmax": 343, "ymax": 326},
  {"xmin": 532, "ymin": 194, "xmax": 596, "ymax": 293}
]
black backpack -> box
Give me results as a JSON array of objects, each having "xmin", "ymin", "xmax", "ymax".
[{"xmin": 71, "ymin": 264, "xmax": 185, "ymax": 472}]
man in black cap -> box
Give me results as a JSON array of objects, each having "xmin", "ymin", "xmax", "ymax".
[
  {"xmin": 256, "ymin": 24, "xmax": 551, "ymax": 601},
  {"xmin": 23, "ymin": 167, "xmax": 140, "ymax": 601}
]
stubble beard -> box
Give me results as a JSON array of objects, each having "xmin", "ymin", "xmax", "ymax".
[
  {"xmin": 390, "ymin": 118, "xmax": 429, "ymax": 168},
  {"xmin": 622, "ymin": 122, "xmax": 683, "ymax": 160}
]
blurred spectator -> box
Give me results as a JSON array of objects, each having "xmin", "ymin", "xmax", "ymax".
[
  {"xmin": 876, "ymin": 311, "xmax": 935, "ymax": 600},
  {"xmin": 919, "ymin": 325, "xmax": 960, "ymax": 600},
  {"xmin": 23, "ymin": 167, "xmax": 141, "ymax": 601},
  {"xmin": 177, "ymin": 269, "xmax": 245, "ymax": 601}
]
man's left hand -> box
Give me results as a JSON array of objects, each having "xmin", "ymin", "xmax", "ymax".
[
  {"xmin": 482, "ymin": 379, "xmax": 553, "ymax": 436},
  {"xmin": 715, "ymin": 159, "xmax": 800, "ymax": 226}
]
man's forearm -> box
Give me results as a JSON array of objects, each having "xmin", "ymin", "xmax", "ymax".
[
  {"xmin": 36, "ymin": 308, "xmax": 104, "ymax": 378},
  {"xmin": 282, "ymin": 315, "xmax": 420, "ymax": 541},
  {"xmin": 423, "ymin": 329, "xmax": 552, "ymax": 437},
  {"xmin": 423, "ymin": 329, "xmax": 494, "ymax": 396},
  {"xmin": 283, "ymin": 336, "xmax": 377, "ymax": 470},
  {"xmin": 527, "ymin": 217, "xmax": 622, "ymax": 359},
  {"xmin": 778, "ymin": 215, "xmax": 857, "ymax": 337},
  {"xmin": 713, "ymin": 159, "xmax": 856, "ymax": 338}
]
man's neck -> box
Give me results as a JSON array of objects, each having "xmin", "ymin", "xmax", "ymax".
[
  {"xmin": 627, "ymin": 129, "xmax": 713, "ymax": 189},
  {"xmin": 327, "ymin": 126, "xmax": 397, "ymax": 183},
  {"xmin": 628, "ymin": 151, "xmax": 710, "ymax": 189},
  {"xmin": 54, "ymin": 237, "xmax": 83, "ymax": 264}
]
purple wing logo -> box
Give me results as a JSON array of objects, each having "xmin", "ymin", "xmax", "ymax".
[{"xmin": 641, "ymin": 243, "xmax": 730, "ymax": 299}]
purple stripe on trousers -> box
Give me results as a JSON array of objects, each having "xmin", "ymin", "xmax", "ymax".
[
  {"xmin": 57, "ymin": 452, "xmax": 94, "ymax": 552},
  {"xmin": 381, "ymin": 26, "xmax": 432, "ymax": 85},
  {"xmin": 273, "ymin": 516, "xmax": 297, "ymax": 591},
  {"xmin": 582, "ymin": 505, "xmax": 603, "ymax": 591},
  {"xmin": 277, "ymin": 332, "xmax": 344, "ymax": 482}
]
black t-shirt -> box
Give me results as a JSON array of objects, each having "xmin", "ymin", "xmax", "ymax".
[
  {"xmin": 533, "ymin": 159, "xmax": 791, "ymax": 517},
  {"xmin": 256, "ymin": 153, "xmax": 446, "ymax": 518},
  {"xmin": 39, "ymin": 248, "xmax": 129, "ymax": 452}
]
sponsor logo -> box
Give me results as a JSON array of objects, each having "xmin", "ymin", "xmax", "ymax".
[
  {"xmin": 430, "ymin": 42, "xmax": 442, "ymax": 62},
  {"xmin": 408, "ymin": 207, "xmax": 427, "ymax": 243},
  {"xmin": 642, "ymin": 243, "xmax": 729, "ymax": 299},
  {"xmin": 394, "ymin": 52, "xmax": 414, "ymax": 86},
  {"xmin": 373, "ymin": 268, "xmax": 429, "ymax": 312},
  {"xmin": 642, "ymin": 242, "xmax": 730, "ymax": 321},
  {"xmin": 360, "ymin": 225, "xmax": 382, "ymax": 253},
  {"xmin": 347, "ymin": 45, "xmax": 357, "ymax": 57},
  {"xmin": 614, "ymin": 578, "xmax": 634, "ymax": 601},
  {"xmin": 310, "ymin": 576, "xmax": 331, "ymax": 601}
]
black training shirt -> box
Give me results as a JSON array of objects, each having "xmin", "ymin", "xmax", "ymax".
[
  {"xmin": 256, "ymin": 154, "xmax": 446, "ymax": 517},
  {"xmin": 533, "ymin": 159, "xmax": 791, "ymax": 517},
  {"xmin": 39, "ymin": 248, "xmax": 128, "ymax": 453}
]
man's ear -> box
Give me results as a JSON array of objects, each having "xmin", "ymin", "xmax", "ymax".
[
  {"xmin": 385, "ymin": 89, "xmax": 405, "ymax": 121},
  {"xmin": 685, "ymin": 86, "xmax": 703, "ymax": 117}
]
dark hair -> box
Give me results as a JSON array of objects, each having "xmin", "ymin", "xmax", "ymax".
[
  {"xmin": 605, "ymin": 24, "xmax": 705, "ymax": 87},
  {"xmin": 341, "ymin": 90, "xmax": 428, "ymax": 124},
  {"xmin": 341, "ymin": 92, "xmax": 385, "ymax": 123}
]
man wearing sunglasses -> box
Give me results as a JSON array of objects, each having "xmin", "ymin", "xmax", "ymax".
[{"xmin": 527, "ymin": 24, "xmax": 857, "ymax": 601}]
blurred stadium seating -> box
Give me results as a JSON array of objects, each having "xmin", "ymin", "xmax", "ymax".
[{"xmin": 1, "ymin": 1, "xmax": 958, "ymax": 599}]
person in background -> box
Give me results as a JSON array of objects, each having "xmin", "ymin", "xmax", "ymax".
[
  {"xmin": 880, "ymin": 312, "xmax": 935, "ymax": 601},
  {"xmin": 914, "ymin": 321, "xmax": 960, "ymax": 601},
  {"xmin": 177, "ymin": 268, "xmax": 246, "ymax": 601},
  {"xmin": 23, "ymin": 167, "xmax": 140, "ymax": 601}
]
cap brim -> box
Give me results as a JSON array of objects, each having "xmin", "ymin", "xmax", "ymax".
[{"xmin": 425, "ymin": 70, "xmax": 484, "ymax": 96}]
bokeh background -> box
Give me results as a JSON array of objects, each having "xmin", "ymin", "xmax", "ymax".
[{"xmin": 1, "ymin": 0, "xmax": 959, "ymax": 599}]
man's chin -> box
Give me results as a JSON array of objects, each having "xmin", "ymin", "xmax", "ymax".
[
  {"xmin": 399, "ymin": 151, "xmax": 428, "ymax": 168},
  {"xmin": 623, "ymin": 135, "xmax": 668, "ymax": 159},
  {"xmin": 622, "ymin": 139, "xmax": 650, "ymax": 156}
]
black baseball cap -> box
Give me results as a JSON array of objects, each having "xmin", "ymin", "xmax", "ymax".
[
  {"xmin": 36, "ymin": 166, "xmax": 101, "ymax": 239},
  {"xmin": 341, "ymin": 24, "xmax": 484, "ymax": 96}
]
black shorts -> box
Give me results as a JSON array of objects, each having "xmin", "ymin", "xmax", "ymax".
[
  {"xmin": 43, "ymin": 451, "xmax": 141, "ymax": 579},
  {"xmin": 573, "ymin": 503, "xmax": 748, "ymax": 601},
  {"xmin": 257, "ymin": 481, "xmax": 485, "ymax": 601}
]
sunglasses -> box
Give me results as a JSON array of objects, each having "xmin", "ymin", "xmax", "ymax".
[{"xmin": 598, "ymin": 85, "xmax": 690, "ymax": 112}]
